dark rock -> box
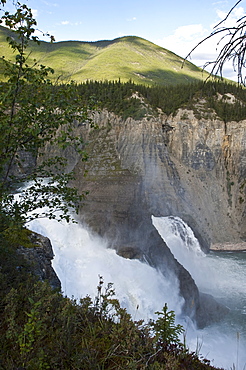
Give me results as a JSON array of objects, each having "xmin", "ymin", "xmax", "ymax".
[
  {"xmin": 9, "ymin": 150, "xmax": 36, "ymax": 179},
  {"xmin": 116, "ymin": 246, "xmax": 143, "ymax": 260},
  {"xmin": 190, "ymin": 143, "xmax": 215, "ymax": 170},
  {"xmin": 196, "ymin": 292, "xmax": 230, "ymax": 328},
  {"xmin": 17, "ymin": 232, "xmax": 61, "ymax": 290}
]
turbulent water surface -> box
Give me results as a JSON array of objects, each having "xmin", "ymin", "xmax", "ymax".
[
  {"xmin": 27, "ymin": 215, "xmax": 246, "ymax": 370},
  {"xmin": 152, "ymin": 216, "xmax": 246, "ymax": 370}
]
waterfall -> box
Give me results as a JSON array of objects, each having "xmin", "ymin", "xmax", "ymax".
[
  {"xmin": 27, "ymin": 216, "xmax": 184, "ymax": 323},
  {"xmin": 152, "ymin": 215, "xmax": 246, "ymax": 370},
  {"xmin": 25, "ymin": 209, "xmax": 246, "ymax": 369},
  {"xmin": 152, "ymin": 215, "xmax": 246, "ymax": 301}
]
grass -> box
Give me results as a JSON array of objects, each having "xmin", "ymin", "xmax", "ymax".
[{"xmin": 0, "ymin": 26, "xmax": 209, "ymax": 85}]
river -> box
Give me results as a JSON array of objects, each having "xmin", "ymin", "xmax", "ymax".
[{"xmin": 27, "ymin": 215, "xmax": 246, "ymax": 369}]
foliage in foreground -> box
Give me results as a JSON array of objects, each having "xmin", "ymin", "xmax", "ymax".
[
  {"xmin": 0, "ymin": 244, "xmax": 223, "ymax": 370},
  {"xmin": 0, "ymin": 0, "xmax": 93, "ymax": 241}
]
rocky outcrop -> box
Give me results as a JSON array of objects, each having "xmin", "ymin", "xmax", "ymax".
[
  {"xmin": 211, "ymin": 241, "xmax": 246, "ymax": 251},
  {"xmin": 17, "ymin": 232, "xmax": 61, "ymax": 290},
  {"xmin": 61, "ymin": 107, "xmax": 246, "ymax": 327},
  {"xmin": 32, "ymin": 104, "xmax": 245, "ymax": 326},
  {"xmin": 75, "ymin": 109, "xmax": 245, "ymax": 248},
  {"xmin": 162, "ymin": 109, "xmax": 246, "ymax": 245}
]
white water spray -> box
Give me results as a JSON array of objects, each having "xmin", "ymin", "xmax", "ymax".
[
  {"xmin": 27, "ymin": 216, "xmax": 184, "ymax": 323},
  {"xmin": 152, "ymin": 215, "xmax": 246, "ymax": 370},
  {"xmin": 18, "ymin": 176, "xmax": 245, "ymax": 370},
  {"xmin": 27, "ymin": 214, "xmax": 246, "ymax": 369},
  {"xmin": 152, "ymin": 216, "xmax": 246, "ymax": 302}
]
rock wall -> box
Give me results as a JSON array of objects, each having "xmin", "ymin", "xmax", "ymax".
[
  {"xmin": 76, "ymin": 109, "xmax": 245, "ymax": 248},
  {"xmin": 17, "ymin": 232, "xmax": 61, "ymax": 290},
  {"xmin": 65, "ymin": 107, "xmax": 245, "ymax": 327}
]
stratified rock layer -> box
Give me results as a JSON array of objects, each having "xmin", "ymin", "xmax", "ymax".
[
  {"xmin": 75, "ymin": 109, "xmax": 245, "ymax": 248},
  {"xmin": 66, "ymin": 108, "xmax": 244, "ymax": 327}
]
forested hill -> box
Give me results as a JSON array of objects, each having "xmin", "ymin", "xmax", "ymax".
[
  {"xmin": 75, "ymin": 80, "xmax": 246, "ymax": 122},
  {"xmin": 0, "ymin": 25, "xmax": 208, "ymax": 85}
]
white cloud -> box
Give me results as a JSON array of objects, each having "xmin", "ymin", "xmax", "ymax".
[
  {"xmin": 213, "ymin": 6, "xmax": 246, "ymax": 28},
  {"xmin": 42, "ymin": 1, "xmax": 58, "ymax": 7},
  {"xmin": 31, "ymin": 9, "xmax": 38, "ymax": 18},
  {"xmin": 60, "ymin": 20, "xmax": 82, "ymax": 27},
  {"xmin": 155, "ymin": 5, "xmax": 246, "ymax": 81},
  {"xmin": 172, "ymin": 24, "xmax": 207, "ymax": 41},
  {"xmin": 127, "ymin": 17, "xmax": 137, "ymax": 22},
  {"xmin": 155, "ymin": 24, "xmax": 209, "ymax": 60},
  {"xmin": 212, "ymin": 1, "xmax": 227, "ymax": 4}
]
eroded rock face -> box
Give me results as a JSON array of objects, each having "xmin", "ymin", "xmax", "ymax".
[
  {"xmin": 77, "ymin": 109, "xmax": 245, "ymax": 248},
  {"xmin": 17, "ymin": 232, "xmax": 61, "ymax": 290},
  {"xmin": 68, "ymin": 108, "xmax": 245, "ymax": 327},
  {"xmin": 9, "ymin": 102, "xmax": 243, "ymax": 326},
  {"xmin": 97, "ymin": 111, "xmax": 246, "ymax": 246}
]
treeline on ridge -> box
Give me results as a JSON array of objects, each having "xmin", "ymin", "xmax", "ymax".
[
  {"xmin": 75, "ymin": 79, "xmax": 246, "ymax": 122},
  {"xmin": 1, "ymin": 78, "xmax": 245, "ymax": 122}
]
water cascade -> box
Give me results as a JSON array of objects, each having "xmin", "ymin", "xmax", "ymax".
[
  {"xmin": 27, "ymin": 216, "xmax": 184, "ymax": 323},
  {"xmin": 152, "ymin": 216, "xmax": 246, "ymax": 370},
  {"xmin": 27, "ymin": 214, "xmax": 246, "ymax": 369}
]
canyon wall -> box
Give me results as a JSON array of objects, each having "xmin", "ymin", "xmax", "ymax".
[
  {"xmin": 61, "ymin": 107, "xmax": 244, "ymax": 327},
  {"xmin": 75, "ymin": 109, "xmax": 245, "ymax": 249}
]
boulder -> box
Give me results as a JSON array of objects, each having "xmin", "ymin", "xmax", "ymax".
[{"xmin": 17, "ymin": 232, "xmax": 61, "ymax": 290}]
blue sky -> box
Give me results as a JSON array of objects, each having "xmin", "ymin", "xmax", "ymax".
[{"xmin": 4, "ymin": 0, "xmax": 246, "ymax": 80}]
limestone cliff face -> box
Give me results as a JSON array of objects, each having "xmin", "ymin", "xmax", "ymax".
[
  {"xmin": 163, "ymin": 109, "xmax": 246, "ymax": 246},
  {"xmin": 64, "ymin": 107, "xmax": 245, "ymax": 327},
  {"xmin": 76, "ymin": 109, "xmax": 245, "ymax": 249},
  {"xmin": 37, "ymin": 106, "xmax": 245, "ymax": 326}
]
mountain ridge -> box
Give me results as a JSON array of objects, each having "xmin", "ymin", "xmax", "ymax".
[{"xmin": 0, "ymin": 26, "xmax": 208, "ymax": 85}]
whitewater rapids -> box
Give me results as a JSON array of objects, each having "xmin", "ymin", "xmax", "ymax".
[{"xmin": 26, "ymin": 214, "xmax": 246, "ymax": 370}]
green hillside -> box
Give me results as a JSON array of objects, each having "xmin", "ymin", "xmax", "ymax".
[{"xmin": 0, "ymin": 25, "xmax": 208, "ymax": 85}]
